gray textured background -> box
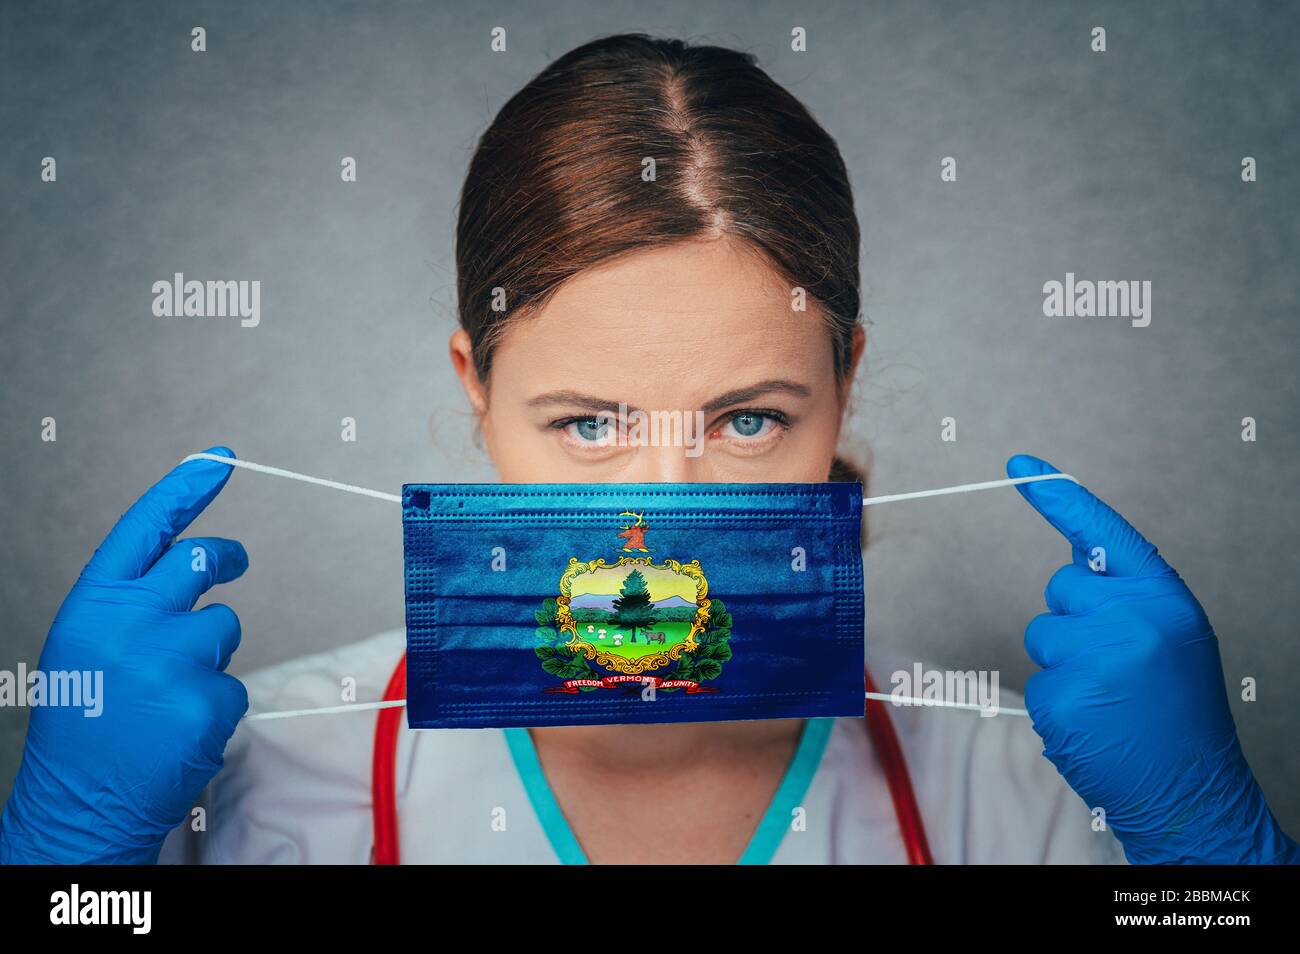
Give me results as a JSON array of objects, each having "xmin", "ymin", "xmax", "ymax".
[{"xmin": 2, "ymin": 0, "xmax": 1298, "ymax": 832}]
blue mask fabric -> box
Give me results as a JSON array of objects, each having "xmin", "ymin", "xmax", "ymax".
[{"xmin": 402, "ymin": 482, "xmax": 864, "ymax": 729}]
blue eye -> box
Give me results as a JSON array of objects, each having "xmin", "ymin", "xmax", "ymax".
[
  {"xmin": 730, "ymin": 412, "xmax": 765, "ymax": 437},
  {"xmin": 721, "ymin": 411, "xmax": 784, "ymax": 440},
  {"xmin": 566, "ymin": 417, "xmax": 610, "ymax": 443}
]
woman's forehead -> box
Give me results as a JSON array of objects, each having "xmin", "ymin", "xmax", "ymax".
[{"xmin": 489, "ymin": 239, "xmax": 836, "ymax": 400}]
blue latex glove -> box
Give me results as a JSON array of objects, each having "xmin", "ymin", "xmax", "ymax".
[
  {"xmin": 0, "ymin": 448, "xmax": 248, "ymax": 864},
  {"xmin": 1009, "ymin": 454, "xmax": 1298, "ymax": 865}
]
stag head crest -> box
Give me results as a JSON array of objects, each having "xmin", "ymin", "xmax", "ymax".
[{"xmin": 618, "ymin": 510, "xmax": 646, "ymax": 530}]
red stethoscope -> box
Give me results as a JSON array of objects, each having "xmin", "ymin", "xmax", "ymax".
[{"xmin": 370, "ymin": 655, "xmax": 933, "ymax": 865}]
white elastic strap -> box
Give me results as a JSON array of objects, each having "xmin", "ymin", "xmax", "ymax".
[
  {"xmin": 862, "ymin": 472, "xmax": 1078, "ymax": 506},
  {"xmin": 181, "ymin": 453, "xmax": 1070, "ymax": 721},
  {"xmin": 865, "ymin": 691, "xmax": 1028, "ymax": 717},
  {"xmin": 244, "ymin": 699, "xmax": 408, "ymax": 722},
  {"xmin": 244, "ymin": 692, "xmax": 1029, "ymax": 721},
  {"xmin": 181, "ymin": 453, "xmax": 402, "ymax": 504},
  {"xmin": 182, "ymin": 452, "xmax": 1078, "ymax": 510}
]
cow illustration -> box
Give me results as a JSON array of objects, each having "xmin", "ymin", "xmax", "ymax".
[{"xmin": 643, "ymin": 631, "xmax": 666, "ymax": 645}]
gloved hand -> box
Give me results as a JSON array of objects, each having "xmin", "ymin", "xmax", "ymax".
[
  {"xmin": 0, "ymin": 448, "xmax": 249, "ymax": 864},
  {"xmin": 1009, "ymin": 454, "xmax": 1298, "ymax": 865}
]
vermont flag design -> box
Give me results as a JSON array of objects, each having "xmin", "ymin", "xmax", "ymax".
[{"xmin": 402, "ymin": 483, "xmax": 864, "ymax": 729}]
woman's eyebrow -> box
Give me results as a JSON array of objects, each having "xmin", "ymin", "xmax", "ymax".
[
  {"xmin": 698, "ymin": 380, "xmax": 812, "ymax": 413},
  {"xmin": 526, "ymin": 390, "xmax": 630, "ymax": 412},
  {"xmin": 526, "ymin": 380, "xmax": 812, "ymax": 414}
]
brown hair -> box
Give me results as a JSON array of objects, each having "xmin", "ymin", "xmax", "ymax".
[{"xmin": 455, "ymin": 33, "xmax": 865, "ymax": 483}]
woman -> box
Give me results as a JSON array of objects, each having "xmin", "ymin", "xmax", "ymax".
[{"xmin": 1, "ymin": 34, "xmax": 1293, "ymax": 865}]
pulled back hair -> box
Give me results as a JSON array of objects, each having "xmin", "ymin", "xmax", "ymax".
[{"xmin": 455, "ymin": 33, "xmax": 865, "ymax": 483}]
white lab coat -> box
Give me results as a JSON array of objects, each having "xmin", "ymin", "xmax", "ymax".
[{"xmin": 160, "ymin": 628, "xmax": 1126, "ymax": 864}]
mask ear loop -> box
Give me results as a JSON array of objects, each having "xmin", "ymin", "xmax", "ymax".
[
  {"xmin": 177, "ymin": 453, "xmax": 1077, "ymax": 722},
  {"xmin": 181, "ymin": 452, "xmax": 1076, "ymax": 512}
]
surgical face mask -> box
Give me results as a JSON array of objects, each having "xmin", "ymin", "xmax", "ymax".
[
  {"xmin": 401, "ymin": 482, "xmax": 865, "ymax": 729},
  {"xmin": 180, "ymin": 453, "xmax": 1073, "ymax": 724}
]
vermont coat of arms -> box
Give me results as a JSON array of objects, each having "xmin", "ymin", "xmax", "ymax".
[{"xmin": 536, "ymin": 511, "xmax": 732, "ymax": 695}]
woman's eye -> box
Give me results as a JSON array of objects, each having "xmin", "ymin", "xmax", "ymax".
[
  {"xmin": 565, "ymin": 417, "xmax": 611, "ymax": 443},
  {"xmin": 719, "ymin": 411, "xmax": 780, "ymax": 440}
]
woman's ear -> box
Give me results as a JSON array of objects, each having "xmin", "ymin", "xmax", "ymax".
[
  {"xmin": 449, "ymin": 328, "xmax": 489, "ymax": 417},
  {"xmin": 840, "ymin": 325, "xmax": 867, "ymax": 413}
]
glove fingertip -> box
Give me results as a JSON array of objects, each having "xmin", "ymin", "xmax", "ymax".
[{"xmin": 1007, "ymin": 454, "xmax": 1061, "ymax": 480}]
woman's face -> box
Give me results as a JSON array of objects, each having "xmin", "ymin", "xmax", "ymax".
[{"xmin": 450, "ymin": 237, "xmax": 863, "ymax": 483}]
